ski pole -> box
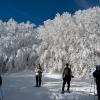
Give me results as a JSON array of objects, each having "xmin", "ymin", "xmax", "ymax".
[
  {"xmin": 89, "ymin": 77, "xmax": 93, "ymax": 95},
  {"xmin": 93, "ymin": 78, "xmax": 96, "ymax": 100}
]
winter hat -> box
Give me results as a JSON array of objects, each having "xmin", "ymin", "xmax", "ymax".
[
  {"xmin": 96, "ymin": 65, "xmax": 100, "ymax": 70},
  {"xmin": 66, "ymin": 63, "xmax": 69, "ymax": 66}
]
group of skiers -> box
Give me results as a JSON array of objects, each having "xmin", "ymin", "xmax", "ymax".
[
  {"xmin": 34, "ymin": 63, "xmax": 100, "ymax": 100},
  {"xmin": 34, "ymin": 63, "xmax": 73, "ymax": 92},
  {"xmin": 0, "ymin": 63, "xmax": 100, "ymax": 99}
]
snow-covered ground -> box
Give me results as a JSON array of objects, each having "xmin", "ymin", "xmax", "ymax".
[{"xmin": 0, "ymin": 71, "xmax": 97, "ymax": 100}]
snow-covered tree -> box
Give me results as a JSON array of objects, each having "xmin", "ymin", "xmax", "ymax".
[
  {"xmin": 0, "ymin": 18, "xmax": 38, "ymax": 73},
  {"xmin": 0, "ymin": 7, "xmax": 100, "ymax": 78},
  {"xmin": 36, "ymin": 7, "xmax": 100, "ymax": 77}
]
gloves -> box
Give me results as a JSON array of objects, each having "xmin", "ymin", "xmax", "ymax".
[{"xmin": 71, "ymin": 75, "xmax": 74, "ymax": 78}]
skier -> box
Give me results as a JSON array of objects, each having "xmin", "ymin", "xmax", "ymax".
[
  {"xmin": 0, "ymin": 75, "xmax": 2, "ymax": 100},
  {"xmin": 0, "ymin": 75, "xmax": 2, "ymax": 87},
  {"xmin": 93, "ymin": 65, "xmax": 100, "ymax": 100},
  {"xmin": 35, "ymin": 64, "xmax": 42, "ymax": 87},
  {"xmin": 61, "ymin": 63, "xmax": 73, "ymax": 94}
]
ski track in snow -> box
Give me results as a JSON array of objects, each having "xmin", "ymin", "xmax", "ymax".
[{"xmin": 0, "ymin": 71, "xmax": 98, "ymax": 100}]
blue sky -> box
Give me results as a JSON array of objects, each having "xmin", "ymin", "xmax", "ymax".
[{"xmin": 0, "ymin": 0, "xmax": 100, "ymax": 25}]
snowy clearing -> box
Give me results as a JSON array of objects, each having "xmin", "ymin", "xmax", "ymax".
[{"xmin": 0, "ymin": 71, "xmax": 97, "ymax": 100}]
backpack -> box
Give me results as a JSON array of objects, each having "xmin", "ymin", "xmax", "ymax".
[
  {"xmin": 64, "ymin": 68, "xmax": 70, "ymax": 76},
  {"xmin": 63, "ymin": 67, "xmax": 71, "ymax": 78}
]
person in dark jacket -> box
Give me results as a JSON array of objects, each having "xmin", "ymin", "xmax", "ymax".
[
  {"xmin": 35, "ymin": 64, "xmax": 42, "ymax": 87},
  {"xmin": 61, "ymin": 63, "xmax": 73, "ymax": 93},
  {"xmin": 93, "ymin": 65, "xmax": 100, "ymax": 100},
  {"xmin": 0, "ymin": 75, "xmax": 2, "ymax": 100},
  {"xmin": 0, "ymin": 75, "xmax": 2, "ymax": 87}
]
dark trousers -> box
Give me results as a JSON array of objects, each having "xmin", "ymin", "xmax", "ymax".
[
  {"xmin": 96, "ymin": 80, "xmax": 100, "ymax": 98},
  {"xmin": 36, "ymin": 75, "xmax": 41, "ymax": 87},
  {"xmin": 97, "ymin": 84, "xmax": 100, "ymax": 99},
  {"xmin": 62, "ymin": 78, "xmax": 70, "ymax": 92}
]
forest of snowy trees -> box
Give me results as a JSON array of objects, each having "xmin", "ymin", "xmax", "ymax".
[
  {"xmin": 0, "ymin": 7, "xmax": 100, "ymax": 77},
  {"xmin": 0, "ymin": 18, "xmax": 38, "ymax": 73}
]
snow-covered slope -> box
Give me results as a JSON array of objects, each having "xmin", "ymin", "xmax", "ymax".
[{"xmin": 1, "ymin": 71, "xmax": 97, "ymax": 100}]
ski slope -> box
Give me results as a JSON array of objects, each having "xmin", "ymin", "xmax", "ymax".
[{"xmin": 0, "ymin": 71, "xmax": 97, "ymax": 100}]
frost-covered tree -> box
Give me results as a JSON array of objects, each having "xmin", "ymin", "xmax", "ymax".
[
  {"xmin": 0, "ymin": 7, "xmax": 100, "ymax": 78},
  {"xmin": 36, "ymin": 7, "xmax": 100, "ymax": 77},
  {"xmin": 0, "ymin": 18, "xmax": 38, "ymax": 73}
]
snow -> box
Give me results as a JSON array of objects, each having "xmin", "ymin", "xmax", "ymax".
[
  {"xmin": 0, "ymin": 7, "xmax": 100, "ymax": 99},
  {"xmin": 0, "ymin": 71, "xmax": 97, "ymax": 100}
]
